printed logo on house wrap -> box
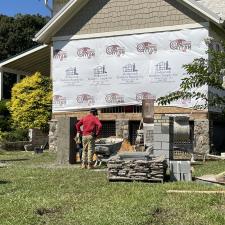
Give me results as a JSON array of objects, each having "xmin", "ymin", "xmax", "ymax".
[
  {"xmin": 65, "ymin": 67, "xmax": 78, "ymax": 76},
  {"xmin": 106, "ymin": 45, "xmax": 125, "ymax": 57},
  {"xmin": 123, "ymin": 63, "xmax": 138, "ymax": 74},
  {"xmin": 137, "ymin": 42, "xmax": 157, "ymax": 54},
  {"xmin": 94, "ymin": 65, "xmax": 107, "ymax": 76},
  {"xmin": 170, "ymin": 39, "xmax": 191, "ymax": 52},
  {"xmin": 136, "ymin": 92, "xmax": 156, "ymax": 102},
  {"xmin": 117, "ymin": 63, "xmax": 142, "ymax": 84},
  {"xmin": 53, "ymin": 49, "xmax": 67, "ymax": 61},
  {"xmin": 149, "ymin": 61, "xmax": 177, "ymax": 83},
  {"xmin": 105, "ymin": 93, "xmax": 125, "ymax": 104},
  {"xmin": 53, "ymin": 95, "xmax": 67, "ymax": 106},
  {"xmin": 77, "ymin": 47, "xmax": 95, "ymax": 59},
  {"xmin": 76, "ymin": 94, "xmax": 95, "ymax": 105}
]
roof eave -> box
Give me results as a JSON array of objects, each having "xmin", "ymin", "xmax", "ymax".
[
  {"xmin": 34, "ymin": 0, "xmax": 90, "ymax": 44},
  {"xmin": 179, "ymin": 0, "xmax": 225, "ymax": 26}
]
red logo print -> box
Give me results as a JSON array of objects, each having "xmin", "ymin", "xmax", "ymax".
[
  {"xmin": 105, "ymin": 93, "xmax": 124, "ymax": 104},
  {"xmin": 106, "ymin": 45, "xmax": 125, "ymax": 57},
  {"xmin": 170, "ymin": 39, "xmax": 191, "ymax": 52},
  {"xmin": 53, "ymin": 49, "xmax": 67, "ymax": 61},
  {"xmin": 53, "ymin": 95, "xmax": 67, "ymax": 105},
  {"xmin": 76, "ymin": 94, "xmax": 95, "ymax": 105},
  {"xmin": 77, "ymin": 47, "xmax": 95, "ymax": 59},
  {"xmin": 136, "ymin": 92, "xmax": 155, "ymax": 102},
  {"xmin": 137, "ymin": 42, "xmax": 157, "ymax": 54}
]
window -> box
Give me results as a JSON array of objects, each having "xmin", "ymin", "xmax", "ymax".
[{"xmin": 3, "ymin": 72, "xmax": 17, "ymax": 99}]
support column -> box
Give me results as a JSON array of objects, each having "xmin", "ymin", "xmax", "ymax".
[
  {"xmin": 0, "ymin": 69, "xmax": 3, "ymax": 100},
  {"xmin": 116, "ymin": 120, "xmax": 129, "ymax": 139},
  {"xmin": 194, "ymin": 119, "xmax": 210, "ymax": 154},
  {"xmin": 57, "ymin": 117, "xmax": 77, "ymax": 164}
]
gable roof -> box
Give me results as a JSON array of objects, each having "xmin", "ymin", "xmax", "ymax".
[{"xmin": 34, "ymin": 0, "xmax": 225, "ymax": 44}]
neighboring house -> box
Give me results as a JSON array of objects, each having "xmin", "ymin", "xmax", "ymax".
[
  {"xmin": 0, "ymin": 45, "xmax": 50, "ymax": 99},
  {"xmin": 2, "ymin": 0, "xmax": 225, "ymax": 152}
]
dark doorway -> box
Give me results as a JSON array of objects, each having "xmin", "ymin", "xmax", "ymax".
[
  {"xmin": 129, "ymin": 121, "xmax": 141, "ymax": 145},
  {"xmin": 99, "ymin": 121, "xmax": 116, "ymax": 138}
]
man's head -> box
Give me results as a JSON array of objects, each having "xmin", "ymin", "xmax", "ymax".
[{"xmin": 90, "ymin": 108, "xmax": 98, "ymax": 116}]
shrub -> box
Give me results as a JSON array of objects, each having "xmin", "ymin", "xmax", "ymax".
[
  {"xmin": 0, "ymin": 129, "xmax": 29, "ymax": 142},
  {"xmin": 7, "ymin": 72, "xmax": 52, "ymax": 129}
]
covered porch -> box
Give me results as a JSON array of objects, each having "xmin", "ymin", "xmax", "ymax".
[{"xmin": 0, "ymin": 44, "xmax": 50, "ymax": 100}]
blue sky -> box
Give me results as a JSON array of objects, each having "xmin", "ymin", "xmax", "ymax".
[{"xmin": 0, "ymin": 0, "xmax": 53, "ymax": 17}]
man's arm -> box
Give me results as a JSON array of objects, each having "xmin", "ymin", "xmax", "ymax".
[
  {"xmin": 76, "ymin": 119, "xmax": 83, "ymax": 134},
  {"xmin": 95, "ymin": 118, "xmax": 102, "ymax": 136}
]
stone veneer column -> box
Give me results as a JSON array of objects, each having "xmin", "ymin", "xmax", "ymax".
[
  {"xmin": 48, "ymin": 119, "xmax": 58, "ymax": 152},
  {"xmin": 153, "ymin": 116, "xmax": 174, "ymax": 161},
  {"xmin": 116, "ymin": 120, "xmax": 129, "ymax": 139},
  {"xmin": 57, "ymin": 117, "xmax": 77, "ymax": 164},
  {"xmin": 194, "ymin": 119, "xmax": 210, "ymax": 154}
]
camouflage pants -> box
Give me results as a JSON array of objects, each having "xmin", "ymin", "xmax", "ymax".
[{"xmin": 82, "ymin": 135, "xmax": 95, "ymax": 165}]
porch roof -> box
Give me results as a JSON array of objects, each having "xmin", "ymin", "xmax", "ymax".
[{"xmin": 0, "ymin": 45, "xmax": 50, "ymax": 77}]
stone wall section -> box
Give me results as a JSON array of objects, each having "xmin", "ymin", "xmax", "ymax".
[
  {"xmin": 194, "ymin": 119, "xmax": 210, "ymax": 154},
  {"xmin": 49, "ymin": 119, "xmax": 58, "ymax": 152},
  {"xmin": 116, "ymin": 120, "xmax": 129, "ymax": 139}
]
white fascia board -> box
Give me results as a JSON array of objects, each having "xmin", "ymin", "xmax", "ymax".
[
  {"xmin": 180, "ymin": 0, "xmax": 224, "ymax": 24},
  {"xmin": 1, "ymin": 67, "xmax": 30, "ymax": 76},
  {"xmin": 53, "ymin": 22, "xmax": 209, "ymax": 41},
  {"xmin": 34, "ymin": 0, "xmax": 89, "ymax": 43},
  {"xmin": 0, "ymin": 45, "xmax": 48, "ymax": 67}
]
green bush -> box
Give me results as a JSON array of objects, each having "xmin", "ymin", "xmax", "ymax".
[
  {"xmin": 0, "ymin": 129, "xmax": 29, "ymax": 142},
  {"xmin": 0, "ymin": 100, "xmax": 11, "ymax": 132}
]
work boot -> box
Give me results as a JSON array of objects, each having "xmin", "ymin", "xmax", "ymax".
[{"xmin": 81, "ymin": 163, "xmax": 87, "ymax": 169}]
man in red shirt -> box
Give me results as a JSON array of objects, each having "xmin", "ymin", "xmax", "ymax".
[{"xmin": 76, "ymin": 108, "xmax": 102, "ymax": 169}]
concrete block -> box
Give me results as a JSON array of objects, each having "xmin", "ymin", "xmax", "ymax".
[
  {"xmin": 161, "ymin": 142, "xmax": 170, "ymax": 150},
  {"xmin": 154, "ymin": 134, "xmax": 169, "ymax": 142},
  {"xmin": 153, "ymin": 141, "xmax": 162, "ymax": 149},
  {"xmin": 154, "ymin": 125, "xmax": 161, "ymax": 134}
]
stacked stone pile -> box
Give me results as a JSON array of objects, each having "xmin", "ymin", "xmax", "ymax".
[{"xmin": 107, "ymin": 156, "xmax": 167, "ymax": 182}]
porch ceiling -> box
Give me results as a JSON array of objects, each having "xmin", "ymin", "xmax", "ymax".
[{"xmin": 0, "ymin": 45, "xmax": 51, "ymax": 77}]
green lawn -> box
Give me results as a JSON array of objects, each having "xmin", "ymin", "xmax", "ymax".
[{"xmin": 0, "ymin": 150, "xmax": 225, "ymax": 225}]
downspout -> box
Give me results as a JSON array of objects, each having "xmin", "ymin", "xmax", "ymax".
[{"xmin": 44, "ymin": 0, "xmax": 53, "ymax": 17}]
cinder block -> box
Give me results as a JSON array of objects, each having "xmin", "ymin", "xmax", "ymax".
[
  {"xmin": 161, "ymin": 142, "xmax": 170, "ymax": 150},
  {"xmin": 153, "ymin": 141, "xmax": 162, "ymax": 149},
  {"xmin": 154, "ymin": 125, "xmax": 161, "ymax": 134},
  {"xmin": 161, "ymin": 134, "xmax": 170, "ymax": 142}
]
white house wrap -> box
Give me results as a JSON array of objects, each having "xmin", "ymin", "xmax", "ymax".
[{"xmin": 52, "ymin": 28, "xmax": 208, "ymax": 112}]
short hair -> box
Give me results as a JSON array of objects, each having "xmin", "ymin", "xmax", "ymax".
[{"xmin": 90, "ymin": 108, "xmax": 98, "ymax": 115}]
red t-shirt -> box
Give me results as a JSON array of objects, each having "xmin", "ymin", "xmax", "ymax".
[{"xmin": 76, "ymin": 114, "xmax": 102, "ymax": 136}]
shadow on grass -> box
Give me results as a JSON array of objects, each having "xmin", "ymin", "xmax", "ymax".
[
  {"xmin": 1, "ymin": 158, "xmax": 30, "ymax": 163},
  {"xmin": 0, "ymin": 180, "xmax": 11, "ymax": 184}
]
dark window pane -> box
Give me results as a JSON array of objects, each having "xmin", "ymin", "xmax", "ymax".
[{"xmin": 3, "ymin": 72, "xmax": 17, "ymax": 99}]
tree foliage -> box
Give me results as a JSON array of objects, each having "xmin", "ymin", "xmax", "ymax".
[
  {"xmin": 7, "ymin": 72, "xmax": 52, "ymax": 129},
  {"xmin": 0, "ymin": 14, "xmax": 48, "ymax": 61},
  {"xmin": 157, "ymin": 40, "xmax": 225, "ymax": 110}
]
